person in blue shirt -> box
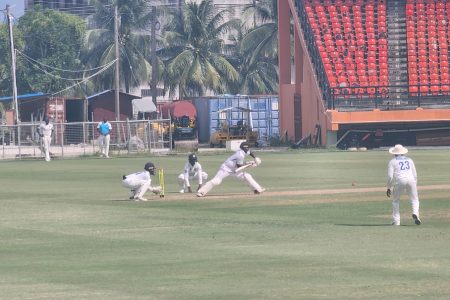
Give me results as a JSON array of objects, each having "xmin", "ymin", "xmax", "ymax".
[{"xmin": 97, "ymin": 118, "xmax": 112, "ymax": 158}]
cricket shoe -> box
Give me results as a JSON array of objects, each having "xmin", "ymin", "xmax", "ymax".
[
  {"xmin": 254, "ymin": 188, "xmax": 266, "ymax": 194},
  {"xmin": 129, "ymin": 190, "xmax": 136, "ymax": 200},
  {"xmin": 412, "ymin": 214, "xmax": 421, "ymax": 225},
  {"xmin": 179, "ymin": 189, "xmax": 185, "ymax": 193},
  {"xmin": 135, "ymin": 197, "xmax": 148, "ymax": 201},
  {"xmin": 196, "ymin": 192, "xmax": 205, "ymax": 197},
  {"xmin": 391, "ymin": 221, "xmax": 400, "ymax": 226}
]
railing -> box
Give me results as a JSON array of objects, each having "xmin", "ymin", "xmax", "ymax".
[
  {"xmin": 0, "ymin": 119, "xmax": 172, "ymax": 160},
  {"xmin": 295, "ymin": 0, "xmax": 333, "ymax": 105},
  {"xmin": 329, "ymin": 84, "xmax": 450, "ymax": 111}
]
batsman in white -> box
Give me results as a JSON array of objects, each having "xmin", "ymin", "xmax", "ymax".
[
  {"xmin": 178, "ymin": 154, "xmax": 208, "ymax": 193},
  {"xmin": 121, "ymin": 162, "xmax": 162, "ymax": 201},
  {"xmin": 197, "ymin": 141, "xmax": 264, "ymax": 197},
  {"xmin": 386, "ymin": 144, "xmax": 421, "ymax": 226},
  {"xmin": 36, "ymin": 116, "xmax": 54, "ymax": 162}
]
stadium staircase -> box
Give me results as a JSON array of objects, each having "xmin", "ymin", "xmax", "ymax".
[{"xmin": 387, "ymin": 0, "xmax": 408, "ymax": 97}]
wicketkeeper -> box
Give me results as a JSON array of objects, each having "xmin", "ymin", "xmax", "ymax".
[
  {"xmin": 386, "ymin": 144, "xmax": 421, "ymax": 226},
  {"xmin": 178, "ymin": 154, "xmax": 208, "ymax": 193},
  {"xmin": 122, "ymin": 162, "xmax": 162, "ymax": 201},
  {"xmin": 197, "ymin": 141, "xmax": 264, "ymax": 197}
]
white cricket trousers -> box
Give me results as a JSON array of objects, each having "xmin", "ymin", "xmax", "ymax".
[
  {"xmin": 198, "ymin": 167, "xmax": 263, "ymax": 195},
  {"xmin": 178, "ymin": 172, "xmax": 208, "ymax": 189},
  {"xmin": 392, "ymin": 178, "xmax": 420, "ymax": 224},
  {"xmin": 122, "ymin": 178, "xmax": 150, "ymax": 198},
  {"xmin": 42, "ymin": 136, "xmax": 51, "ymax": 162},
  {"xmin": 98, "ymin": 134, "xmax": 111, "ymax": 157}
]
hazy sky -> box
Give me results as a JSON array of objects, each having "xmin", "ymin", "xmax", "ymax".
[{"xmin": 0, "ymin": 0, "xmax": 25, "ymax": 21}]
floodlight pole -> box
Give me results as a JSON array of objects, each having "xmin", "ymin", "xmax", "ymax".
[{"xmin": 6, "ymin": 5, "xmax": 19, "ymax": 124}]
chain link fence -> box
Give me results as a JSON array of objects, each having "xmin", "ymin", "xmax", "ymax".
[{"xmin": 0, "ymin": 119, "xmax": 172, "ymax": 160}]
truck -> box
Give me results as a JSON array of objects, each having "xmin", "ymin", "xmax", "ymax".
[{"xmin": 160, "ymin": 100, "xmax": 198, "ymax": 151}]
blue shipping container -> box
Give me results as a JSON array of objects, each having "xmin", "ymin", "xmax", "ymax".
[{"xmin": 192, "ymin": 95, "xmax": 279, "ymax": 144}]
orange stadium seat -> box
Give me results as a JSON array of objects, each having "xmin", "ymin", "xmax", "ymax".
[{"xmin": 304, "ymin": 0, "xmax": 392, "ymax": 99}]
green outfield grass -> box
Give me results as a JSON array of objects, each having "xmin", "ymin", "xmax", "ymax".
[{"xmin": 1, "ymin": 149, "xmax": 449, "ymax": 299}]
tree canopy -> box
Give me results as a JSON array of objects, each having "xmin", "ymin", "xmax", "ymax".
[
  {"xmin": 1, "ymin": 0, "xmax": 279, "ymax": 100},
  {"xmin": 160, "ymin": 0, "xmax": 239, "ymax": 98},
  {"xmin": 17, "ymin": 8, "xmax": 86, "ymax": 94},
  {"xmin": 81, "ymin": 0, "xmax": 154, "ymax": 93}
]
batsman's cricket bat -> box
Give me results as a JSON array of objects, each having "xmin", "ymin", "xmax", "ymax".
[{"xmin": 235, "ymin": 162, "xmax": 254, "ymax": 173}]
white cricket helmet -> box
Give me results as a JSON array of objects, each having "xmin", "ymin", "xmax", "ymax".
[{"xmin": 389, "ymin": 144, "xmax": 408, "ymax": 155}]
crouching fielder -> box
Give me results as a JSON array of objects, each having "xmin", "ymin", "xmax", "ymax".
[
  {"xmin": 386, "ymin": 144, "xmax": 421, "ymax": 226},
  {"xmin": 122, "ymin": 162, "xmax": 162, "ymax": 201},
  {"xmin": 178, "ymin": 154, "xmax": 208, "ymax": 193},
  {"xmin": 197, "ymin": 142, "xmax": 264, "ymax": 197}
]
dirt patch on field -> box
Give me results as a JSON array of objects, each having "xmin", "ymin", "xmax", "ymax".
[{"xmin": 141, "ymin": 184, "xmax": 450, "ymax": 203}]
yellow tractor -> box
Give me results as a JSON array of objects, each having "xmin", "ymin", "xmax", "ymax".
[{"xmin": 210, "ymin": 107, "xmax": 258, "ymax": 148}]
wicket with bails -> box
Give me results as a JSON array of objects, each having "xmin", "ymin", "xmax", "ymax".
[{"xmin": 158, "ymin": 168, "xmax": 165, "ymax": 198}]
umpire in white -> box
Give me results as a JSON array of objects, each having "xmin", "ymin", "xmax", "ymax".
[
  {"xmin": 37, "ymin": 116, "xmax": 54, "ymax": 162},
  {"xmin": 386, "ymin": 144, "xmax": 421, "ymax": 226}
]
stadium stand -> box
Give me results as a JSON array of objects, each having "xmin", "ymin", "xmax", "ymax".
[
  {"xmin": 305, "ymin": 0, "xmax": 389, "ymax": 101},
  {"xmin": 298, "ymin": 0, "xmax": 450, "ymax": 110},
  {"xmin": 278, "ymin": 0, "xmax": 450, "ymax": 148},
  {"xmin": 406, "ymin": 0, "xmax": 450, "ymax": 96}
]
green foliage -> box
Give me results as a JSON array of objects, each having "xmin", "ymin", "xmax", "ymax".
[
  {"xmin": 0, "ymin": 24, "xmax": 25, "ymax": 97},
  {"xmin": 227, "ymin": 23, "xmax": 278, "ymax": 95},
  {"xmin": 17, "ymin": 8, "xmax": 86, "ymax": 94},
  {"xmin": 2, "ymin": 0, "xmax": 280, "ymax": 99},
  {"xmin": 160, "ymin": 0, "xmax": 239, "ymax": 98},
  {"xmin": 81, "ymin": 0, "xmax": 154, "ymax": 93},
  {"xmin": 241, "ymin": 0, "xmax": 278, "ymax": 64}
]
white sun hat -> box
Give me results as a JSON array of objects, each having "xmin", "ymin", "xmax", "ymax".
[{"xmin": 389, "ymin": 144, "xmax": 408, "ymax": 155}]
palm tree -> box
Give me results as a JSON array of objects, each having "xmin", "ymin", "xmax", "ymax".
[
  {"xmin": 226, "ymin": 22, "xmax": 278, "ymax": 94},
  {"xmin": 240, "ymin": 0, "xmax": 278, "ymax": 66},
  {"xmin": 81, "ymin": 0, "xmax": 154, "ymax": 93},
  {"xmin": 159, "ymin": 0, "xmax": 239, "ymax": 98}
]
